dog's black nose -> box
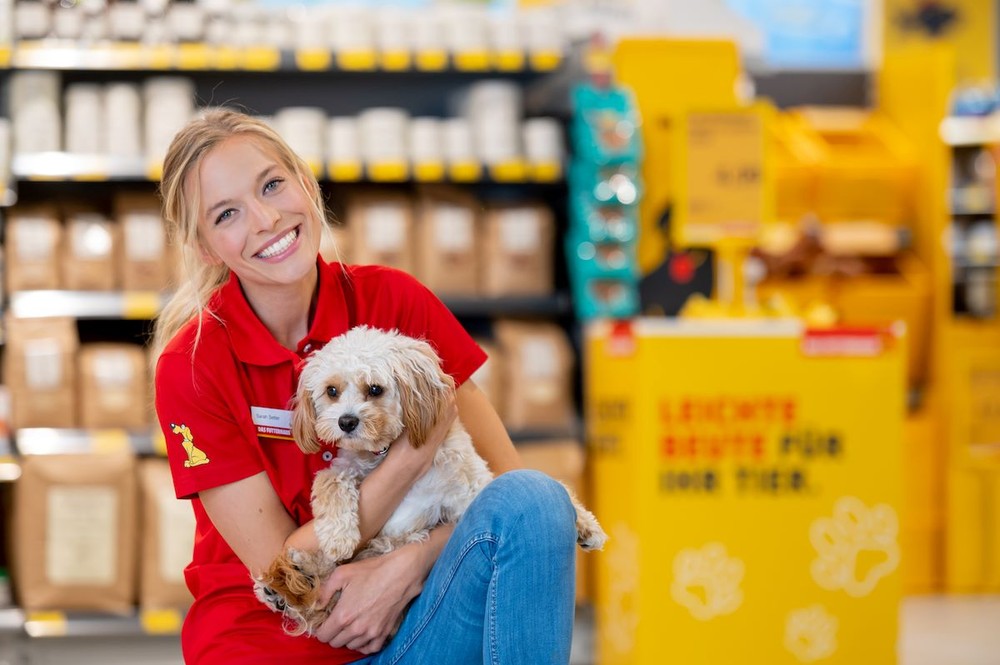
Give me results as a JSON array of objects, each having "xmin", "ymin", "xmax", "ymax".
[{"xmin": 339, "ymin": 414, "xmax": 359, "ymax": 433}]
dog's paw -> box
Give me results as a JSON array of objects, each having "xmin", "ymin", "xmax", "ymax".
[
  {"xmin": 252, "ymin": 578, "xmax": 287, "ymax": 614},
  {"xmin": 573, "ymin": 503, "xmax": 608, "ymax": 551}
]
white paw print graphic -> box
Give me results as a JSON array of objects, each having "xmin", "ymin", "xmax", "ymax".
[
  {"xmin": 784, "ymin": 605, "xmax": 838, "ymax": 662},
  {"xmin": 670, "ymin": 542, "xmax": 744, "ymax": 620},
  {"xmin": 601, "ymin": 523, "xmax": 640, "ymax": 655},
  {"xmin": 810, "ymin": 496, "xmax": 899, "ymax": 597}
]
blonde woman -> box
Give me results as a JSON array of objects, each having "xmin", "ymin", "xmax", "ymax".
[{"xmin": 151, "ymin": 108, "xmax": 579, "ymax": 664}]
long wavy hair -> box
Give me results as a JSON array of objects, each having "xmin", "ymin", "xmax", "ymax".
[{"xmin": 150, "ymin": 107, "xmax": 330, "ymax": 365}]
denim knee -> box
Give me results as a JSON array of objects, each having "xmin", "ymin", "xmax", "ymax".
[{"xmin": 477, "ymin": 469, "xmax": 577, "ymax": 544}]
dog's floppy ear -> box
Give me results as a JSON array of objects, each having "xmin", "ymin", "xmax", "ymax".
[
  {"xmin": 291, "ymin": 383, "xmax": 321, "ymax": 454},
  {"xmin": 397, "ymin": 337, "xmax": 455, "ymax": 448}
]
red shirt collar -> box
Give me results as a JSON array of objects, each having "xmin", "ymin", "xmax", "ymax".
[{"xmin": 208, "ymin": 259, "xmax": 351, "ymax": 367}]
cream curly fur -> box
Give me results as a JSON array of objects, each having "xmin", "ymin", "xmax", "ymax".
[{"xmin": 254, "ymin": 325, "xmax": 606, "ymax": 636}]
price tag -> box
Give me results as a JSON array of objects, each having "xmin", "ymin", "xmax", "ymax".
[
  {"xmin": 141, "ymin": 608, "xmax": 183, "ymax": 635},
  {"xmin": 92, "ymin": 430, "xmax": 130, "ymax": 454},
  {"xmin": 674, "ymin": 105, "xmax": 771, "ymax": 247},
  {"xmin": 25, "ymin": 611, "xmax": 67, "ymax": 637},
  {"xmin": 146, "ymin": 161, "xmax": 164, "ymax": 181},
  {"xmin": 214, "ymin": 46, "xmax": 241, "ymax": 69},
  {"xmin": 144, "ymin": 44, "xmax": 173, "ymax": 70}
]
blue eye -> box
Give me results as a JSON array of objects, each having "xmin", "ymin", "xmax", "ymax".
[
  {"xmin": 264, "ymin": 178, "xmax": 283, "ymax": 193},
  {"xmin": 215, "ymin": 208, "xmax": 235, "ymax": 225}
]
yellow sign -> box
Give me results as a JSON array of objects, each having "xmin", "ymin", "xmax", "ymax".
[
  {"xmin": 674, "ymin": 105, "xmax": 773, "ymax": 248},
  {"xmin": 587, "ymin": 319, "xmax": 904, "ymax": 664}
]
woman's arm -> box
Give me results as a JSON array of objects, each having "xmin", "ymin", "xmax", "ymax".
[{"xmin": 455, "ymin": 379, "xmax": 522, "ymax": 475}]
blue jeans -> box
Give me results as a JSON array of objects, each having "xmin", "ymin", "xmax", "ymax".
[{"xmin": 353, "ymin": 469, "xmax": 578, "ymax": 665}]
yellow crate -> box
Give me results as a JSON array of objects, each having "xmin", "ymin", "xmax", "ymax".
[
  {"xmin": 832, "ymin": 253, "xmax": 931, "ymax": 388},
  {"xmin": 587, "ymin": 319, "xmax": 904, "ymax": 664},
  {"xmin": 771, "ymin": 113, "xmax": 825, "ymax": 223},
  {"xmin": 788, "ymin": 108, "xmax": 917, "ymax": 225}
]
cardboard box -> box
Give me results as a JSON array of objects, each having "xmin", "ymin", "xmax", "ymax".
[
  {"xmin": 77, "ymin": 343, "xmax": 149, "ymax": 429},
  {"xmin": 414, "ymin": 187, "xmax": 480, "ymax": 296},
  {"xmin": 481, "ymin": 202, "xmax": 554, "ymax": 296},
  {"xmin": 12, "ymin": 451, "xmax": 138, "ymax": 614},
  {"xmin": 63, "ymin": 208, "xmax": 117, "ymax": 291},
  {"xmin": 346, "ymin": 192, "xmax": 415, "ymax": 274},
  {"xmin": 494, "ymin": 320, "xmax": 575, "ymax": 431},
  {"xmin": 114, "ymin": 192, "xmax": 170, "ymax": 291},
  {"xmin": 138, "ymin": 458, "xmax": 195, "ymax": 610},
  {"xmin": 3, "ymin": 316, "xmax": 78, "ymax": 429},
  {"xmin": 586, "ymin": 319, "xmax": 904, "ymax": 664},
  {"xmin": 4, "ymin": 206, "xmax": 63, "ymax": 291}
]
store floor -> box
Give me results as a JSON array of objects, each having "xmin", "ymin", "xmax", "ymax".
[
  {"xmin": 7, "ymin": 595, "xmax": 1000, "ymax": 664},
  {"xmin": 571, "ymin": 595, "xmax": 1000, "ymax": 665}
]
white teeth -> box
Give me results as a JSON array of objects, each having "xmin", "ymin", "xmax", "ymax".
[{"xmin": 256, "ymin": 229, "xmax": 297, "ymax": 258}]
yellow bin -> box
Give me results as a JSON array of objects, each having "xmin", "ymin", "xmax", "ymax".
[{"xmin": 586, "ymin": 318, "xmax": 905, "ymax": 664}]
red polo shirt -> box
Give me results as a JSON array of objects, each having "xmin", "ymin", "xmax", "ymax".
[{"xmin": 154, "ymin": 260, "xmax": 486, "ymax": 665}]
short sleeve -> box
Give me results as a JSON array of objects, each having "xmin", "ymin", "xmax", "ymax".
[
  {"xmin": 377, "ymin": 269, "xmax": 487, "ymax": 386},
  {"xmin": 155, "ymin": 347, "xmax": 264, "ymax": 499}
]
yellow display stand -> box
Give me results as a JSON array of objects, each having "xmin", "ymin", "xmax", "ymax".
[{"xmin": 587, "ymin": 318, "xmax": 905, "ymax": 664}]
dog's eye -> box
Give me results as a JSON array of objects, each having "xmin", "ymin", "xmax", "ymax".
[
  {"xmin": 368, "ymin": 385, "xmax": 384, "ymax": 397},
  {"xmin": 325, "ymin": 386, "xmax": 338, "ymax": 399}
]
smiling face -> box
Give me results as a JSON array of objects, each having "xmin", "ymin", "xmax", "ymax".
[{"xmin": 193, "ymin": 135, "xmax": 322, "ymax": 301}]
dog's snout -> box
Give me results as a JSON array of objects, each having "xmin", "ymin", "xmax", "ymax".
[{"xmin": 338, "ymin": 414, "xmax": 359, "ymax": 433}]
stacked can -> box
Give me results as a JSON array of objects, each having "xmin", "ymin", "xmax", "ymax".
[{"xmin": 566, "ymin": 83, "xmax": 642, "ymax": 320}]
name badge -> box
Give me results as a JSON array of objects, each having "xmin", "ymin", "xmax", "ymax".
[{"xmin": 251, "ymin": 406, "xmax": 294, "ymax": 440}]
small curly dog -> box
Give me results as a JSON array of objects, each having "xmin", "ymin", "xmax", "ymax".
[{"xmin": 254, "ymin": 325, "xmax": 607, "ymax": 635}]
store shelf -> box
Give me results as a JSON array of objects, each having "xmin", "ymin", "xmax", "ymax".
[
  {"xmin": 0, "ymin": 607, "xmax": 183, "ymax": 638},
  {"xmin": 940, "ymin": 115, "xmax": 1000, "ymax": 146},
  {"xmin": 9, "ymin": 290, "xmax": 167, "ymax": 320},
  {"xmin": 12, "ymin": 153, "xmax": 154, "ymax": 181},
  {"xmin": 442, "ymin": 292, "xmax": 572, "ymax": 318},
  {"xmin": 11, "ymin": 41, "xmax": 562, "ymax": 74},
  {"xmin": 14, "ymin": 428, "xmax": 163, "ymax": 456}
]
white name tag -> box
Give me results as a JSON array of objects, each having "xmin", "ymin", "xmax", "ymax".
[{"xmin": 251, "ymin": 406, "xmax": 293, "ymax": 440}]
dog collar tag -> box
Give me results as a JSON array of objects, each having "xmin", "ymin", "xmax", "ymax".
[{"xmin": 251, "ymin": 406, "xmax": 293, "ymax": 440}]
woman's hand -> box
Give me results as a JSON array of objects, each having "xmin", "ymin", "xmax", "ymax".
[{"xmin": 314, "ymin": 526, "xmax": 451, "ymax": 654}]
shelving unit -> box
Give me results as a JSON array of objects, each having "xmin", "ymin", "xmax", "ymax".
[{"xmin": 0, "ymin": 23, "xmax": 580, "ymax": 662}]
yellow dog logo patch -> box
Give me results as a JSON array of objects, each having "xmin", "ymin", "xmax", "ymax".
[{"xmin": 171, "ymin": 423, "xmax": 210, "ymax": 467}]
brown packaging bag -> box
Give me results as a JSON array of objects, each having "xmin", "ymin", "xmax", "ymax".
[
  {"xmin": 12, "ymin": 451, "xmax": 138, "ymax": 614},
  {"xmin": 346, "ymin": 192, "xmax": 415, "ymax": 274},
  {"xmin": 138, "ymin": 458, "xmax": 194, "ymax": 611},
  {"xmin": 77, "ymin": 343, "xmax": 149, "ymax": 429},
  {"xmin": 515, "ymin": 439, "xmax": 591, "ymax": 603},
  {"xmin": 494, "ymin": 320, "xmax": 575, "ymax": 431},
  {"xmin": 114, "ymin": 192, "xmax": 169, "ymax": 291},
  {"xmin": 62, "ymin": 208, "xmax": 118, "ymax": 291},
  {"xmin": 414, "ymin": 187, "xmax": 480, "ymax": 296},
  {"xmin": 481, "ymin": 202, "xmax": 554, "ymax": 296},
  {"xmin": 3, "ymin": 316, "xmax": 78, "ymax": 428},
  {"xmin": 4, "ymin": 206, "xmax": 63, "ymax": 291}
]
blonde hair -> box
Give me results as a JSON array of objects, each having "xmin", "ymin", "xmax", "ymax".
[{"xmin": 151, "ymin": 107, "xmax": 329, "ymax": 364}]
